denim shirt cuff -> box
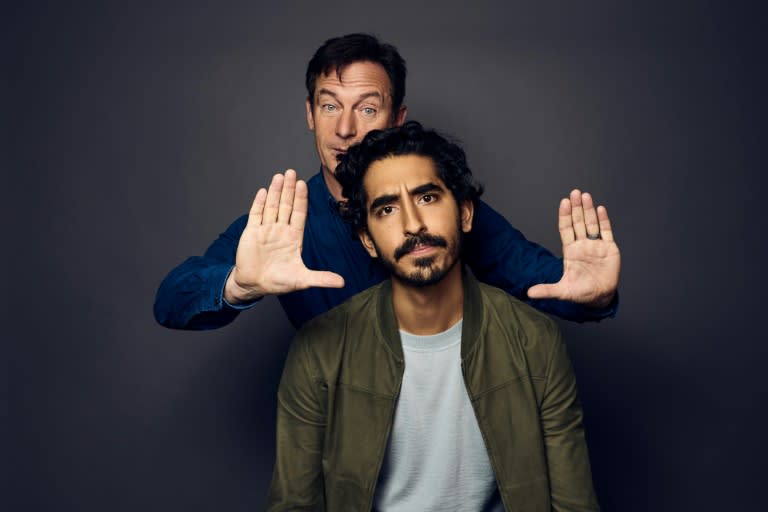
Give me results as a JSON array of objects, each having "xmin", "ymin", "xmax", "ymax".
[{"xmin": 220, "ymin": 266, "xmax": 262, "ymax": 310}]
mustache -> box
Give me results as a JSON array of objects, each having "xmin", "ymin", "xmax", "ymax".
[{"xmin": 394, "ymin": 233, "xmax": 448, "ymax": 261}]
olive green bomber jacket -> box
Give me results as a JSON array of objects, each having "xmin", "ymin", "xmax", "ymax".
[{"xmin": 266, "ymin": 275, "xmax": 599, "ymax": 511}]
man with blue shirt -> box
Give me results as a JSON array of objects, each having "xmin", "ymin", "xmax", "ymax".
[
  {"xmin": 266, "ymin": 121, "xmax": 600, "ymax": 510},
  {"xmin": 153, "ymin": 33, "xmax": 621, "ymax": 330}
]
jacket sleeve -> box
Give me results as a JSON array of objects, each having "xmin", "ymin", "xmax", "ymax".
[
  {"xmin": 153, "ymin": 214, "xmax": 261, "ymax": 330},
  {"xmin": 540, "ymin": 327, "xmax": 600, "ymax": 511},
  {"xmin": 465, "ymin": 200, "xmax": 618, "ymax": 323},
  {"xmin": 266, "ymin": 333, "xmax": 327, "ymax": 511}
]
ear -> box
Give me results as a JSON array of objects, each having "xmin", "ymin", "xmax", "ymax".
[
  {"xmin": 306, "ymin": 98, "xmax": 315, "ymax": 131},
  {"xmin": 394, "ymin": 105, "xmax": 408, "ymax": 127},
  {"xmin": 460, "ymin": 200, "xmax": 474, "ymax": 233},
  {"xmin": 359, "ymin": 230, "xmax": 378, "ymax": 258}
]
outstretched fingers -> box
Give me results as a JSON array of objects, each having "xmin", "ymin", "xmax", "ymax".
[
  {"xmin": 558, "ymin": 197, "xmax": 576, "ymax": 246},
  {"xmin": 248, "ymin": 187, "xmax": 268, "ymax": 224},
  {"xmin": 582, "ymin": 192, "xmax": 601, "ymax": 239},
  {"xmin": 597, "ymin": 205, "xmax": 614, "ymax": 242},
  {"xmin": 277, "ymin": 169, "xmax": 297, "ymax": 224},
  {"xmin": 561, "ymin": 189, "xmax": 605, "ymax": 243},
  {"xmin": 262, "ymin": 173, "xmax": 285, "ymax": 224},
  {"xmin": 289, "ymin": 179, "xmax": 310, "ymax": 231},
  {"xmin": 253, "ymin": 170, "xmax": 305, "ymax": 226},
  {"xmin": 569, "ymin": 189, "xmax": 588, "ymax": 240}
]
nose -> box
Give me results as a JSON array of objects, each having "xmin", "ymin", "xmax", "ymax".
[
  {"xmin": 402, "ymin": 200, "xmax": 426, "ymax": 236},
  {"xmin": 336, "ymin": 109, "xmax": 357, "ymax": 139}
]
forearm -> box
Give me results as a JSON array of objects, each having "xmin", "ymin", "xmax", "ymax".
[
  {"xmin": 153, "ymin": 214, "xmax": 255, "ymax": 330},
  {"xmin": 153, "ymin": 258, "xmax": 252, "ymax": 330}
]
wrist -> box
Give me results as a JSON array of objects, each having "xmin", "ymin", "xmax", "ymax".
[{"xmin": 224, "ymin": 268, "xmax": 265, "ymax": 304}]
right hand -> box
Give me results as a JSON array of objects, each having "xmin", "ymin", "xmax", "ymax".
[
  {"xmin": 224, "ymin": 170, "xmax": 345, "ymax": 304},
  {"xmin": 526, "ymin": 189, "xmax": 620, "ymax": 309}
]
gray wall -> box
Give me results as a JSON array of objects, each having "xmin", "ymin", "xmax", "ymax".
[{"xmin": 8, "ymin": 1, "xmax": 765, "ymax": 510}]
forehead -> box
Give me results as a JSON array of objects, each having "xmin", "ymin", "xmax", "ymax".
[
  {"xmin": 363, "ymin": 154, "xmax": 442, "ymax": 199},
  {"xmin": 314, "ymin": 61, "xmax": 392, "ymax": 100}
]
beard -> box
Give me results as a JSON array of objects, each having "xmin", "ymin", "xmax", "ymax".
[{"xmin": 372, "ymin": 228, "xmax": 463, "ymax": 288}]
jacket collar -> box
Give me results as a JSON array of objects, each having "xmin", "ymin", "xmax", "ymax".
[{"xmin": 375, "ymin": 270, "xmax": 485, "ymax": 362}]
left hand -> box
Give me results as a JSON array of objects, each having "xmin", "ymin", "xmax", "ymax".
[{"xmin": 527, "ymin": 189, "xmax": 621, "ymax": 308}]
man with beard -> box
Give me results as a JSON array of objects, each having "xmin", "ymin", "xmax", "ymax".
[{"xmin": 265, "ymin": 122, "xmax": 601, "ymax": 511}]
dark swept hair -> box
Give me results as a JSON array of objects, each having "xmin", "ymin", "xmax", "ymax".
[
  {"xmin": 305, "ymin": 33, "xmax": 407, "ymax": 115},
  {"xmin": 336, "ymin": 121, "xmax": 484, "ymax": 234}
]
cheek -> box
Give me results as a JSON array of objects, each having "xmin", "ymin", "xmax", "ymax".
[
  {"xmin": 312, "ymin": 118, "xmax": 331, "ymax": 136},
  {"xmin": 436, "ymin": 208, "xmax": 462, "ymax": 233},
  {"xmin": 368, "ymin": 227, "xmax": 399, "ymax": 255}
]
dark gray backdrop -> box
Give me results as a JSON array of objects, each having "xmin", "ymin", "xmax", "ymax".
[{"xmin": 8, "ymin": 1, "xmax": 765, "ymax": 510}]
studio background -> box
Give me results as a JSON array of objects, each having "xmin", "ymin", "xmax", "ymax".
[{"xmin": 8, "ymin": 1, "xmax": 765, "ymax": 510}]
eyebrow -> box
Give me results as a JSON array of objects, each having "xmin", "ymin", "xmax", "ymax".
[
  {"xmin": 411, "ymin": 182, "xmax": 443, "ymax": 196},
  {"xmin": 369, "ymin": 194, "xmax": 399, "ymax": 213},
  {"xmin": 316, "ymin": 88, "xmax": 383, "ymax": 104},
  {"xmin": 368, "ymin": 182, "xmax": 444, "ymax": 213}
]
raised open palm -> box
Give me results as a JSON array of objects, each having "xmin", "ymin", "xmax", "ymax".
[
  {"xmin": 224, "ymin": 170, "xmax": 345, "ymax": 303},
  {"xmin": 527, "ymin": 189, "xmax": 620, "ymax": 308}
]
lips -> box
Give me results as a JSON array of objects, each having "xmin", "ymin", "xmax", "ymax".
[{"xmin": 408, "ymin": 244, "xmax": 435, "ymax": 255}]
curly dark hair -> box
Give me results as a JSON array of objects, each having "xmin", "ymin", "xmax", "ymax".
[
  {"xmin": 335, "ymin": 121, "xmax": 484, "ymax": 234},
  {"xmin": 305, "ymin": 33, "xmax": 407, "ymax": 117}
]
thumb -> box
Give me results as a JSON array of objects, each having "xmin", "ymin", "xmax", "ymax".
[
  {"xmin": 302, "ymin": 270, "xmax": 345, "ymax": 290},
  {"xmin": 527, "ymin": 282, "xmax": 563, "ymax": 300}
]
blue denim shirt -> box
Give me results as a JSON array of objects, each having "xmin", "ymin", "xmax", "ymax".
[{"xmin": 154, "ymin": 172, "xmax": 617, "ymax": 329}]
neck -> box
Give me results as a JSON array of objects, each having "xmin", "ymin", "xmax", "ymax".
[
  {"xmin": 322, "ymin": 168, "xmax": 344, "ymax": 201},
  {"xmin": 391, "ymin": 263, "xmax": 464, "ymax": 335}
]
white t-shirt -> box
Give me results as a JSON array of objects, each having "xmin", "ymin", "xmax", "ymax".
[{"xmin": 373, "ymin": 319, "xmax": 504, "ymax": 511}]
